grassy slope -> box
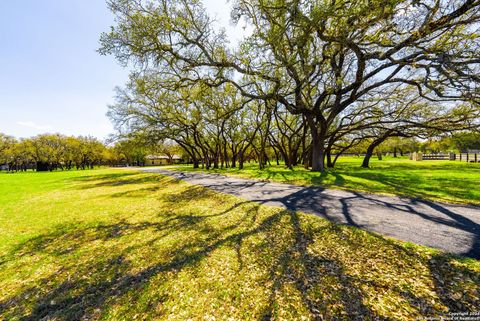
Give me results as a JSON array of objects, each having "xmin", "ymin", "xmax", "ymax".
[
  {"xmin": 165, "ymin": 157, "xmax": 480, "ymax": 205},
  {"xmin": 0, "ymin": 169, "xmax": 479, "ymax": 321}
]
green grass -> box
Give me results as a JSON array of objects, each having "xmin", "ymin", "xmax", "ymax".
[
  {"xmin": 164, "ymin": 157, "xmax": 480, "ymax": 205},
  {"xmin": 0, "ymin": 169, "xmax": 479, "ymax": 320}
]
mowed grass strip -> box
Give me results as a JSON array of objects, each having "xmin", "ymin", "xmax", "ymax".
[
  {"xmin": 0, "ymin": 169, "xmax": 479, "ymax": 320},
  {"xmin": 165, "ymin": 157, "xmax": 480, "ymax": 205}
]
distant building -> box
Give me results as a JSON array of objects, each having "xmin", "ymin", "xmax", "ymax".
[{"xmin": 145, "ymin": 155, "xmax": 183, "ymax": 166}]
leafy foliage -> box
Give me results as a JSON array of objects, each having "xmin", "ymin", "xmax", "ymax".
[
  {"xmin": 100, "ymin": 0, "xmax": 480, "ymax": 171},
  {"xmin": 0, "ymin": 134, "xmax": 107, "ymax": 171}
]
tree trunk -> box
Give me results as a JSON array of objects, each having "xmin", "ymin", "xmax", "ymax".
[
  {"xmin": 306, "ymin": 116, "xmax": 326, "ymax": 172},
  {"xmin": 326, "ymin": 146, "xmax": 334, "ymax": 168},
  {"xmin": 223, "ymin": 141, "xmax": 228, "ymax": 168},
  {"xmin": 289, "ymin": 139, "xmax": 298, "ymax": 167},
  {"xmin": 279, "ymin": 147, "xmax": 291, "ymax": 169},
  {"xmin": 303, "ymin": 144, "xmax": 311, "ymax": 169},
  {"xmin": 362, "ymin": 137, "xmax": 388, "ymax": 168},
  {"xmin": 309, "ymin": 123, "xmax": 325, "ymax": 172},
  {"xmin": 238, "ymin": 155, "xmax": 244, "ymax": 169},
  {"xmin": 362, "ymin": 145, "xmax": 375, "ymax": 168},
  {"xmin": 332, "ymin": 153, "xmax": 341, "ymax": 167},
  {"xmin": 311, "ymin": 138, "xmax": 325, "ymax": 172},
  {"xmin": 272, "ymin": 147, "xmax": 280, "ymax": 165},
  {"xmin": 289, "ymin": 150, "xmax": 298, "ymax": 167}
]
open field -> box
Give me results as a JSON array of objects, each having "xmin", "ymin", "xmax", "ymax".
[
  {"xmin": 165, "ymin": 157, "xmax": 480, "ymax": 205},
  {"xmin": 0, "ymin": 169, "xmax": 479, "ymax": 320}
]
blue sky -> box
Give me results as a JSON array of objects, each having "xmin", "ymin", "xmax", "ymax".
[
  {"xmin": 0, "ymin": 0, "xmax": 131, "ymax": 139},
  {"xmin": 0, "ymin": 0, "xmax": 244, "ymax": 140}
]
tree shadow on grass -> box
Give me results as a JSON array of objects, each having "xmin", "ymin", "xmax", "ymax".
[
  {"xmin": 2, "ymin": 208, "xmax": 478, "ymax": 321},
  {"xmin": 329, "ymin": 190, "xmax": 480, "ymax": 260},
  {"xmin": 0, "ymin": 205, "xmax": 272, "ymax": 320},
  {"xmin": 345, "ymin": 171, "xmax": 479, "ymax": 204},
  {"xmin": 259, "ymin": 213, "xmax": 374, "ymax": 321},
  {"xmin": 428, "ymin": 255, "xmax": 480, "ymax": 312},
  {"xmin": 2, "ymin": 175, "xmax": 479, "ymax": 320},
  {"xmin": 66, "ymin": 171, "xmax": 139, "ymax": 182},
  {"xmin": 69, "ymin": 171, "xmax": 169, "ymax": 190},
  {"xmin": 309, "ymin": 171, "xmax": 345, "ymax": 187},
  {"xmin": 257, "ymin": 162, "xmax": 479, "ymax": 205},
  {"xmin": 108, "ymin": 186, "xmax": 162, "ymax": 198}
]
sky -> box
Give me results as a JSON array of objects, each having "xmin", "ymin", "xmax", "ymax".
[{"xmin": 0, "ymin": 0, "xmax": 240, "ymax": 140}]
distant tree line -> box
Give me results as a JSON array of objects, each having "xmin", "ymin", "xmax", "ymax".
[
  {"xmin": 356, "ymin": 131, "xmax": 480, "ymax": 158},
  {"xmin": 418, "ymin": 132, "xmax": 480, "ymax": 153},
  {"xmin": 0, "ymin": 133, "xmax": 187, "ymax": 172},
  {"xmin": 0, "ymin": 134, "xmax": 108, "ymax": 172},
  {"xmin": 1, "ymin": 129, "xmax": 476, "ymax": 173}
]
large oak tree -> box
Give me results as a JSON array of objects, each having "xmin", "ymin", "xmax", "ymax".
[{"xmin": 100, "ymin": 0, "xmax": 480, "ymax": 171}]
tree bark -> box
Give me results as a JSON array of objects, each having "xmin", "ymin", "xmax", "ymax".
[
  {"xmin": 238, "ymin": 152, "xmax": 244, "ymax": 170},
  {"xmin": 362, "ymin": 144, "xmax": 376, "ymax": 168},
  {"xmin": 326, "ymin": 146, "xmax": 334, "ymax": 168},
  {"xmin": 311, "ymin": 137, "xmax": 325, "ymax": 172},
  {"xmin": 231, "ymin": 153, "xmax": 236, "ymax": 168},
  {"xmin": 306, "ymin": 116, "xmax": 326, "ymax": 172},
  {"xmin": 362, "ymin": 133, "xmax": 393, "ymax": 168}
]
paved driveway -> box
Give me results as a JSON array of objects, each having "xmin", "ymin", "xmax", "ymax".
[{"xmin": 137, "ymin": 168, "xmax": 480, "ymax": 259}]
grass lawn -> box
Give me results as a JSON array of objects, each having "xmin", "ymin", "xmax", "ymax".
[
  {"xmin": 165, "ymin": 157, "xmax": 480, "ymax": 205},
  {"xmin": 0, "ymin": 169, "xmax": 479, "ymax": 320}
]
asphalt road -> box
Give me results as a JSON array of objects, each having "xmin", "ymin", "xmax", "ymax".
[{"xmin": 138, "ymin": 168, "xmax": 480, "ymax": 259}]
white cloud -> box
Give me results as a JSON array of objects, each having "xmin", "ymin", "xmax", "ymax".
[{"xmin": 17, "ymin": 121, "xmax": 53, "ymax": 131}]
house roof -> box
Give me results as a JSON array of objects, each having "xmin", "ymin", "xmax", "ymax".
[{"xmin": 146, "ymin": 155, "xmax": 182, "ymax": 160}]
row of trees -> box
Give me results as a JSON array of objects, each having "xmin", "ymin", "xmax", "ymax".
[
  {"xmin": 112, "ymin": 135, "xmax": 184, "ymax": 166},
  {"xmin": 0, "ymin": 133, "xmax": 187, "ymax": 172},
  {"xmin": 101, "ymin": 0, "xmax": 480, "ymax": 172},
  {"xmin": 107, "ymin": 65, "xmax": 479, "ymax": 170},
  {"xmin": 360, "ymin": 132, "xmax": 480, "ymax": 157},
  {"xmin": 0, "ymin": 133, "xmax": 107, "ymax": 171},
  {"xmin": 419, "ymin": 132, "xmax": 480, "ymax": 153}
]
